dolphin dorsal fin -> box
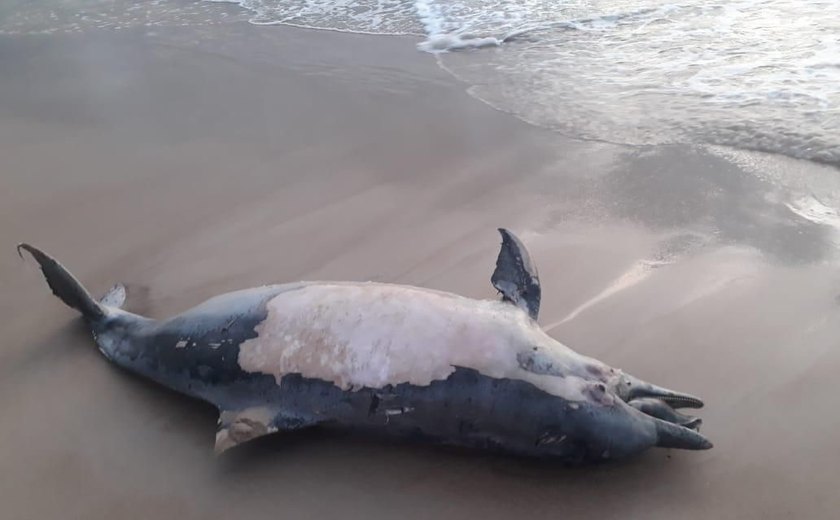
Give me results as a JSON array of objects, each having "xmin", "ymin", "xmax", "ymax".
[{"xmin": 491, "ymin": 228, "xmax": 541, "ymax": 320}]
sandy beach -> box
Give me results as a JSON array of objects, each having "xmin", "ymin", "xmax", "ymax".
[{"xmin": 2, "ymin": 20, "xmax": 839, "ymax": 519}]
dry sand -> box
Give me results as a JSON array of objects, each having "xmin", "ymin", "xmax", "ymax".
[{"xmin": 2, "ymin": 22, "xmax": 839, "ymax": 520}]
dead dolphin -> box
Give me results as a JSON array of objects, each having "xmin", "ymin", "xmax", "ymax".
[{"xmin": 18, "ymin": 229, "xmax": 711, "ymax": 462}]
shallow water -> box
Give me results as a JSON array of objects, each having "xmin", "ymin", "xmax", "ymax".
[
  {"xmin": 3, "ymin": 0, "xmax": 838, "ymax": 167},
  {"xmin": 437, "ymin": 0, "xmax": 840, "ymax": 167}
]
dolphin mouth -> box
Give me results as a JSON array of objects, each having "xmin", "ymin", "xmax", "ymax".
[
  {"xmin": 619, "ymin": 374, "xmax": 705, "ymax": 409},
  {"xmin": 628, "ymin": 385, "xmax": 704, "ymax": 409},
  {"xmin": 615, "ymin": 373, "xmax": 712, "ymax": 449}
]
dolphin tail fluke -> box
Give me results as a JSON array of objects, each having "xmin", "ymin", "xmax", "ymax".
[{"xmin": 18, "ymin": 243, "xmax": 107, "ymax": 322}]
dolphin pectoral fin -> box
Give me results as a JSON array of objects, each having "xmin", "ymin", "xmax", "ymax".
[
  {"xmin": 214, "ymin": 407, "xmax": 320, "ymax": 455},
  {"xmin": 99, "ymin": 284, "xmax": 127, "ymax": 309},
  {"xmin": 629, "ymin": 397, "xmax": 701, "ymax": 430},
  {"xmin": 491, "ymin": 228, "xmax": 541, "ymax": 320}
]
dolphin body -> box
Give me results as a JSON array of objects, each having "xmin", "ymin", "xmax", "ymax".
[{"xmin": 19, "ymin": 229, "xmax": 711, "ymax": 463}]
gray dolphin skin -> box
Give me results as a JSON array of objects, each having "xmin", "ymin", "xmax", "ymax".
[{"xmin": 19, "ymin": 229, "xmax": 711, "ymax": 463}]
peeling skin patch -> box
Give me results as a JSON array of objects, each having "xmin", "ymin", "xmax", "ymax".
[
  {"xmin": 384, "ymin": 406, "xmax": 414, "ymax": 424},
  {"xmin": 517, "ymin": 349, "xmax": 568, "ymax": 377},
  {"xmin": 237, "ymin": 283, "xmax": 618, "ymax": 402},
  {"xmin": 537, "ymin": 433, "xmax": 567, "ymax": 446},
  {"xmin": 384, "ymin": 407, "xmax": 413, "ymax": 416},
  {"xmin": 215, "ymin": 406, "xmax": 278, "ymax": 454}
]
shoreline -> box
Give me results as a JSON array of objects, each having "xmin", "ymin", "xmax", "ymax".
[
  {"xmin": 2, "ymin": 21, "xmax": 839, "ymax": 520},
  {"xmin": 4, "ymin": 14, "xmax": 837, "ymax": 172}
]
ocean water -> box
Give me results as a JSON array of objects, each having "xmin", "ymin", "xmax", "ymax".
[
  {"xmin": 2, "ymin": 0, "xmax": 838, "ymax": 167},
  {"xmin": 0, "ymin": 0, "xmax": 248, "ymax": 34}
]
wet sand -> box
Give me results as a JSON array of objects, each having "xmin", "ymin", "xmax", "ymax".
[{"xmin": 2, "ymin": 23, "xmax": 840, "ymax": 519}]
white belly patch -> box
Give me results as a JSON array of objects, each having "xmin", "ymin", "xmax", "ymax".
[{"xmin": 237, "ymin": 283, "xmax": 599, "ymax": 401}]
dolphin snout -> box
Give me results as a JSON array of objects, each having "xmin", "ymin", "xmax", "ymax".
[
  {"xmin": 612, "ymin": 373, "xmax": 712, "ymax": 450},
  {"xmin": 618, "ymin": 374, "xmax": 705, "ymax": 409}
]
